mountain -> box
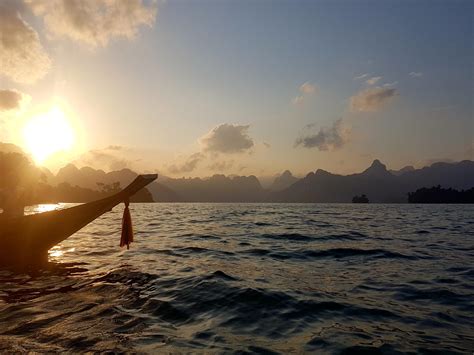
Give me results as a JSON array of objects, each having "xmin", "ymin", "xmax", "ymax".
[
  {"xmin": 146, "ymin": 182, "xmax": 181, "ymax": 202},
  {"xmin": 390, "ymin": 165, "xmax": 415, "ymax": 176},
  {"xmin": 399, "ymin": 160, "xmax": 474, "ymax": 191},
  {"xmin": 158, "ymin": 174, "xmax": 267, "ymax": 202},
  {"xmin": 274, "ymin": 161, "xmax": 402, "ymax": 203},
  {"xmin": 274, "ymin": 159, "xmax": 474, "ymax": 203},
  {"xmin": 3, "ymin": 141, "xmax": 472, "ymax": 203},
  {"xmin": 0, "ymin": 142, "xmax": 25, "ymax": 154},
  {"xmin": 52, "ymin": 159, "xmax": 474, "ymax": 203},
  {"xmin": 55, "ymin": 164, "xmax": 137, "ymax": 189},
  {"xmin": 54, "ymin": 165, "xmax": 268, "ymax": 202},
  {"xmin": 361, "ymin": 159, "xmax": 392, "ymax": 178},
  {"xmin": 54, "ymin": 164, "xmax": 155, "ymax": 202},
  {"xmin": 0, "ymin": 151, "xmax": 153, "ymax": 203},
  {"xmin": 269, "ymin": 170, "xmax": 299, "ymax": 191}
]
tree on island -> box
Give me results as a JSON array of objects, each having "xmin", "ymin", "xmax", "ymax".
[
  {"xmin": 0, "ymin": 152, "xmax": 46, "ymax": 216},
  {"xmin": 352, "ymin": 194, "xmax": 369, "ymax": 203},
  {"xmin": 408, "ymin": 185, "xmax": 474, "ymax": 203}
]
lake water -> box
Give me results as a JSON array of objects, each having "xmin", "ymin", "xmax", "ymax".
[{"xmin": 1, "ymin": 203, "xmax": 473, "ymax": 353}]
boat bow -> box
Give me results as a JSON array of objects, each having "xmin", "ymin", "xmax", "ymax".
[{"xmin": 0, "ymin": 174, "xmax": 157, "ymax": 267}]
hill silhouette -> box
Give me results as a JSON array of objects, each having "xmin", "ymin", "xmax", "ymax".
[
  {"xmin": 0, "ymin": 151, "xmax": 153, "ymax": 205},
  {"xmin": 269, "ymin": 170, "xmax": 299, "ymax": 191},
  {"xmin": 389, "ymin": 165, "xmax": 415, "ymax": 176},
  {"xmin": 273, "ymin": 159, "xmax": 474, "ymax": 203},
  {"xmin": 1, "ymin": 143, "xmax": 473, "ymax": 203},
  {"xmin": 52, "ymin": 159, "xmax": 474, "ymax": 203},
  {"xmin": 150, "ymin": 174, "xmax": 268, "ymax": 202}
]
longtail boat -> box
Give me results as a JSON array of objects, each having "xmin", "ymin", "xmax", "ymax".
[{"xmin": 0, "ymin": 174, "xmax": 157, "ymax": 268}]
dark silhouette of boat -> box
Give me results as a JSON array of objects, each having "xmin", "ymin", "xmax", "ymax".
[
  {"xmin": 352, "ymin": 194, "xmax": 369, "ymax": 203},
  {"xmin": 0, "ymin": 174, "xmax": 157, "ymax": 268}
]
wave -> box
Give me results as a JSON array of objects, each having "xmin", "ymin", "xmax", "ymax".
[
  {"xmin": 260, "ymin": 233, "xmax": 314, "ymax": 241},
  {"xmin": 242, "ymin": 247, "xmax": 417, "ymax": 261}
]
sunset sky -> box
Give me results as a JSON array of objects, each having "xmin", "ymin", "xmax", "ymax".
[{"xmin": 0, "ymin": 0, "xmax": 472, "ymax": 178}]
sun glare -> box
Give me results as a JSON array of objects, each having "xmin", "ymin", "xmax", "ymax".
[{"xmin": 23, "ymin": 107, "xmax": 76, "ymax": 164}]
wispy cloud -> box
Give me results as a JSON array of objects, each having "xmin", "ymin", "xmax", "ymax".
[
  {"xmin": 74, "ymin": 146, "xmax": 135, "ymax": 171},
  {"xmin": 350, "ymin": 87, "xmax": 397, "ymax": 112},
  {"xmin": 354, "ymin": 73, "xmax": 369, "ymax": 80},
  {"xmin": 291, "ymin": 96, "xmax": 304, "ymax": 105},
  {"xmin": 207, "ymin": 160, "xmax": 234, "ymax": 172},
  {"xmin": 292, "ymin": 82, "xmax": 318, "ymax": 105},
  {"xmin": 300, "ymin": 82, "xmax": 317, "ymax": 94},
  {"xmin": 295, "ymin": 118, "xmax": 350, "ymax": 151},
  {"xmin": 168, "ymin": 152, "xmax": 204, "ymax": 174},
  {"xmin": 366, "ymin": 76, "xmax": 382, "ymax": 85},
  {"xmin": 383, "ymin": 81, "xmax": 398, "ymax": 87},
  {"xmin": 409, "ymin": 72, "xmax": 423, "ymax": 78},
  {"xmin": 200, "ymin": 123, "xmax": 254, "ymax": 154}
]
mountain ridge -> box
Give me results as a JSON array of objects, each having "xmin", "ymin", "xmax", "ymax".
[{"xmin": 50, "ymin": 159, "xmax": 474, "ymax": 203}]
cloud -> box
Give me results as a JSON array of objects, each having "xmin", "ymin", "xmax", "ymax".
[
  {"xmin": 354, "ymin": 73, "xmax": 369, "ymax": 80},
  {"xmin": 295, "ymin": 118, "xmax": 350, "ymax": 151},
  {"xmin": 26, "ymin": 0, "xmax": 158, "ymax": 47},
  {"xmin": 168, "ymin": 152, "xmax": 204, "ymax": 174},
  {"xmin": 263, "ymin": 142, "xmax": 271, "ymax": 148},
  {"xmin": 383, "ymin": 81, "xmax": 398, "ymax": 87},
  {"xmin": 74, "ymin": 146, "xmax": 135, "ymax": 171},
  {"xmin": 366, "ymin": 76, "xmax": 382, "ymax": 85},
  {"xmin": 106, "ymin": 145, "xmax": 124, "ymax": 151},
  {"xmin": 200, "ymin": 123, "xmax": 254, "ymax": 154},
  {"xmin": 350, "ymin": 87, "xmax": 397, "ymax": 112},
  {"xmin": 300, "ymin": 82, "xmax": 317, "ymax": 94},
  {"xmin": 169, "ymin": 123, "xmax": 256, "ymax": 174},
  {"xmin": 292, "ymin": 96, "xmax": 304, "ymax": 105},
  {"xmin": 0, "ymin": 89, "xmax": 30, "ymax": 111},
  {"xmin": 292, "ymin": 81, "xmax": 318, "ymax": 104},
  {"xmin": 409, "ymin": 72, "xmax": 423, "ymax": 78},
  {"xmin": 207, "ymin": 160, "xmax": 234, "ymax": 172},
  {"xmin": 0, "ymin": 1, "xmax": 51, "ymax": 84}
]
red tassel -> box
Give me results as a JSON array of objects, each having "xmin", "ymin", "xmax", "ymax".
[{"xmin": 120, "ymin": 200, "xmax": 134, "ymax": 249}]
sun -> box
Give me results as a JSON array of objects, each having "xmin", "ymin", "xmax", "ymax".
[{"xmin": 23, "ymin": 106, "xmax": 76, "ymax": 164}]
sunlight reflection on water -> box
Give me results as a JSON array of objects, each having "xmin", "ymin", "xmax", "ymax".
[
  {"xmin": 24, "ymin": 203, "xmax": 72, "ymax": 215},
  {"xmin": 48, "ymin": 246, "xmax": 76, "ymax": 259}
]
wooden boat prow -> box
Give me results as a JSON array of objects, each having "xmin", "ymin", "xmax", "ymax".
[{"xmin": 0, "ymin": 174, "xmax": 157, "ymax": 268}]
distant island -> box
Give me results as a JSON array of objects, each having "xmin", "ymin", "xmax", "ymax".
[
  {"xmin": 1, "ymin": 144, "xmax": 474, "ymax": 204},
  {"xmin": 408, "ymin": 186, "xmax": 474, "ymax": 203}
]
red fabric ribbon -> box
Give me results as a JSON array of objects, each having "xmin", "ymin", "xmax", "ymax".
[{"xmin": 120, "ymin": 200, "xmax": 134, "ymax": 249}]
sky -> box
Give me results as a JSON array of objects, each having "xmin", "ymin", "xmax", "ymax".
[{"xmin": 0, "ymin": 0, "xmax": 472, "ymax": 178}]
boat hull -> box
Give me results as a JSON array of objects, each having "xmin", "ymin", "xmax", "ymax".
[{"xmin": 0, "ymin": 174, "xmax": 157, "ymax": 268}]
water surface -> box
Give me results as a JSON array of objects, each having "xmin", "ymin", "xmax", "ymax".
[{"xmin": 1, "ymin": 203, "xmax": 473, "ymax": 353}]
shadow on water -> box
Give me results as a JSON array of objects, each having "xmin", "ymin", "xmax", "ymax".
[
  {"xmin": 0, "ymin": 262, "xmax": 143, "ymax": 352},
  {"xmin": 0, "ymin": 262, "xmax": 89, "ymax": 302}
]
